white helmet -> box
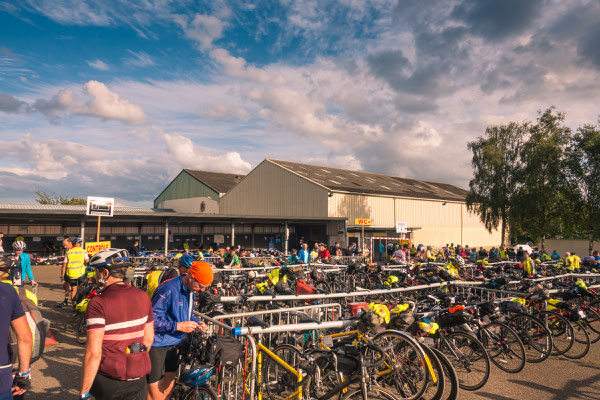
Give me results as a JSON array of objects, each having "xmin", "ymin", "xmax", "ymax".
[
  {"xmin": 12, "ymin": 241, "xmax": 26, "ymax": 251},
  {"xmin": 89, "ymin": 248, "xmax": 130, "ymax": 269},
  {"xmin": 453, "ymin": 255, "xmax": 465, "ymax": 266}
]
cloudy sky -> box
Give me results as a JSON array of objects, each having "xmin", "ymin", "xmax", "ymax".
[{"xmin": 1, "ymin": 0, "xmax": 599, "ymax": 206}]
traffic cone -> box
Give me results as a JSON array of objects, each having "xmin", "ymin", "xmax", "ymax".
[{"xmin": 45, "ymin": 328, "xmax": 58, "ymax": 346}]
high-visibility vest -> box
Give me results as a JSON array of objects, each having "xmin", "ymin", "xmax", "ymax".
[
  {"xmin": 571, "ymin": 255, "xmax": 581, "ymax": 270},
  {"xmin": 523, "ymin": 258, "xmax": 536, "ymax": 275},
  {"xmin": 444, "ymin": 262, "xmax": 459, "ymax": 278},
  {"xmin": 499, "ymin": 250, "xmax": 508, "ymax": 259},
  {"xmin": 65, "ymin": 247, "xmax": 87, "ymax": 278}
]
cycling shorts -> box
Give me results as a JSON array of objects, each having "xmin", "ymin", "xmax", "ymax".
[
  {"xmin": 91, "ymin": 373, "xmax": 146, "ymax": 400},
  {"xmin": 64, "ymin": 273, "xmax": 86, "ymax": 288},
  {"xmin": 147, "ymin": 346, "xmax": 178, "ymax": 384}
]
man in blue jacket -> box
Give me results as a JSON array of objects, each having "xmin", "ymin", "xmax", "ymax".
[{"xmin": 147, "ymin": 261, "xmax": 213, "ymax": 400}]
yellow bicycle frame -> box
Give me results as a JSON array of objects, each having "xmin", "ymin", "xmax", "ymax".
[{"xmin": 256, "ymin": 342, "xmax": 303, "ymax": 400}]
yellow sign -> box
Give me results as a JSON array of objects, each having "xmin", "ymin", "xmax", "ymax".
[
  {"xmin": 354, "ymin": 218, "xmax": 372, "ymax": 226},
  {"xmin": 85, "ymin": 241, "xmax": 111, "ymax": 256}
]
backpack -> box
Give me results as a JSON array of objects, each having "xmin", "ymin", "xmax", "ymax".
[
  {"xmin": 202, "ymin": 334, "xmax": 243, "ymax": 368},
  {"xmin": 8, "ymin": 287, "xmax": 50, "ymax": 366}
]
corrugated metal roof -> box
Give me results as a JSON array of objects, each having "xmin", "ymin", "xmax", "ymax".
[
  {"xmin": 184, "ymin": 169, "xmax": 245, "ymax": 194},
  {"xmin": 0, "ymin": 203, "xmax": 174, "ymax": 213},
  {"xmin": 268, "ymin": 159, "xmax": 467, "ymax": 202}
]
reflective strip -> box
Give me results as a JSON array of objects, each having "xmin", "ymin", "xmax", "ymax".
[
  {"xmin": 105, "ymin": 316, "xmax": 148, "ymax": 331},
  {"xmin": 0, "ymin": 364, "xmax": 12, "ymax": 370},
  {"xmin": 103, "ymin": 330, "xmax": 144, "ymax": 341},
  {"xmin": 87, "ymin": 318, "xmax": 106, "ymax": 326}
]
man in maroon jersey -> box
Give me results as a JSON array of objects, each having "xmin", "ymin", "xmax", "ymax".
[{"xmin": 79, "ymin": 253, "xmax": 154, "ymax": 400}]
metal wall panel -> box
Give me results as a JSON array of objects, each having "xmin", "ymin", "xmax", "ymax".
[
  {"xmin": 155, "ymin": 171, "xmax": 220, "ymax": 208},
  {"xmin": 328, "ymin": 193, "xmax": 395, "ymax": 227},
  {"xmin": 220, "ymin": 160, "xmax": 328, "ymax": 217}
]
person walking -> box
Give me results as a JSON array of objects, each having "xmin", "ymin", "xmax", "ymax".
[
  {"xmin": 9, "ymin": 241, "xmax": 36, "ymax": 289},
  {"xmin": 79, "ymin": 250, "xmax": 154, "ymax": 400},
  {"xmin": 58, "ymin": 238, "xmax": 89, "ymax": 308},
  {"xmin": 147, "ymin": 261, "xmax": 212, "ymax": 400}
]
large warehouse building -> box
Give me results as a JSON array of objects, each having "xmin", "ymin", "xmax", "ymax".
[{"xmin": 220, "ymin": 159, "xmax": 501, "ymax": 248}]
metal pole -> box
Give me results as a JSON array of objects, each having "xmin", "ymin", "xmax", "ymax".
[
  {"xmin": 80, "ymin": 219, "xmax": 85, "ymax": 243},
  {"xmin": 96, "ymin": 216, "xmax": 101, "ymax": 242},
  {"xmin": 231, "ymin": 222, "xmax": 235, "ymax": 247},
  {"xmin": 284, "ymin": 222, "xmax": 289, "ymax": 254},
  {"xmin": 164, "ymin": 219, "xmax": 169, "ymax": 255},
  {"xmin": 251, "ymin": 225, "xmax": 255, "ymax": 249}
]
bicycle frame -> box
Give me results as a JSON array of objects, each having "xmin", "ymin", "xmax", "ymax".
[{"xmin": 257, "ymin": 342, "xmax": 303, "ymax": 400}]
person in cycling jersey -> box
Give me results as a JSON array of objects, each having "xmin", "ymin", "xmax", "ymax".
[
  {"xmin": 58, "ymin": 237, "xmax": 89, "ymax": 308},
  {"xmin": 10, "ymin": 241, "xmax": 36, "ymax": 288},
  {"xmin": 145, "ymin": 254, "xmax": 194, "ymax": 299},
  {"xmin": 522, "ymin": 252, "xmax": 536, "ymax": 277},
  {"xmin": 444, "ymin": 255, "xmax": 465, "ymax": 280}
]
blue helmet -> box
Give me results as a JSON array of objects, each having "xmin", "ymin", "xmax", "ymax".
[
  {"xmin": 181, "ymin": 366, "xmax": 214, "ymax": 387},
  {"xmin": 179, "ymin": 253, "xmax": 195, "ymax": 268},
  {"xmin": 72, "ymin": 237, "xmax": 83, "ymax": 244}
]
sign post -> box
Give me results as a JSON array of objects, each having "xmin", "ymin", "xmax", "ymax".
[
  {"xmin": 86, "ymin": 196, "xmax": 114, "ymax": 248},
  {"xmin": 354, "ymin": 218, "xmax": 372, "ymax": 252}
]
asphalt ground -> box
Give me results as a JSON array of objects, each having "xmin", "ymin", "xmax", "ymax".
[{"xmin": 25, "ymin": 265, "xmax": 600, "ymax": 399}]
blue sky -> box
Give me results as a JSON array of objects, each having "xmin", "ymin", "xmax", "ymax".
[{"xmin": 1, "ymin": 0, "xmax": 599, "ymax": 206}]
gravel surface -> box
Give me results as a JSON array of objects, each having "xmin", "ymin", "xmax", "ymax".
[{"xmin": 26, "ymin": 265, "xmax": 600, "ymax": 399}]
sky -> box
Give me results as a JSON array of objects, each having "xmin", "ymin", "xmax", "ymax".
[{"xmin": 1, "ymin": 0, "xmax": 599, "ymax": 206}]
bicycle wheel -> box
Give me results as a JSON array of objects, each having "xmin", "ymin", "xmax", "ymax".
[
  {"xmin": 76, "ymin": 313, "xmax": 87, "ymax": 345},
  {"xmin": 263, "ymin": 344, "xmax": 303, "ymax": 400},
  {"xmin": 533, "ymin": 311, "xmax": 574, "ymax": 356},
  {"xmin": 430, "ymin": 347, "xmax": 459, "ymax": 400},
  {"xmin": 342, "ymin": 386, "xmax": 397, "ymax": 399},
  {"xmin": 438, "ymin": 331, "xmax": 490, "ymax": 391},
  {"xmin": 183, "ymin": 385, "xmax": 218, "ymax": 400},
  {"xmin": 507, "ymin": 315, "xmax": 552, "ymax": 363},
  {"xmin": 370, "ymin": 330, "xmax": 430, "ymax": 400},
  {"xmin": 479, "ymin": 322, "xmax": 526, "ymax": 373},
  {"xmin": 419, "ymin": 344, "xmax": 446, "ymax": 400},
  {"xmin": 581, "ymin": 307, "xmax": 600, "ymax": 344},
  {"xmin": 563, "ymin": 320, "xmax": 590, "ymax": 360}
]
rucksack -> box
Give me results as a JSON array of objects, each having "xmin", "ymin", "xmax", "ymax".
[
  {"xmin": 202, "ymin": 334, "xmax": 242, "ymax": 368},
  {"xmin": 8, "ymin": 287, "xmax": 50, "ymax": 366}
]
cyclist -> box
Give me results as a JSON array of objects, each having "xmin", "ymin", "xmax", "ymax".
[
  {"xmin": 80, "ymin": 249, "xmax": 153, "ymax": 400},
  {"xmin": 570, "ymin": 252, "xmax": 581, "ymax": 271},
  {"xmin": 522, "ymin": 252, "xmax": 536, "ymax": 277},
  {"xmin": 147, "ymin": 261, "xmax": 213, "ymax": 400},
  {"xmin": 551, "ymin": 249, "xmax": 561, "ymax": 260},
  {"xmin": 146, "ymin": 254, "xmax": 194, "ymax": 299},
  {"xmin": 58, "ymin": 237, "xmax": 89, "ymax": 308},
  {"xmin": 10, "ymin": 241, "xmax": 36, "ymax": 289},
  {"xmin": 443, "ymin": 255, "xmax": 464, "ymax": 280}
]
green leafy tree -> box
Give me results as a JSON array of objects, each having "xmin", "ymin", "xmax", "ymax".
[
  {"xmin": 35, "ymin": 191, "xmax": 87, "ymax": 205},
  {"xmin": 514, "ymin": 107, "xmax": 570, "ymax": 250},
  {"xmin": 566, "ymin": 123, "xmax": 600, "ymax": 255},
  {"xmin": 466, "ymin": 122, "xmax": 527, "ymax": 246}
]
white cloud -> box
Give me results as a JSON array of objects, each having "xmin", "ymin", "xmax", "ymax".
[
  {"xmin": 175, "ymin": 13, "xmax": 227, "ymax": 50},
  {"xmin": 199, "ymin": 104, "xmax": 250, "ymax": 121},
  {"xmin": 87, "ymin": 59, "xmax": 109, "ymax": 70},
  {"xmin": 76, "ymin": 80, "xmax": 147, "ymax": 124},
  {"xmin": 210, "ymin": 48, "xmax": 286, "ymax": 84},
  {"xmin": 164, "ymin": 133, "xmax": 252, "ymax": 174},
  {"xmin": 124, "ymin": 50, "xmax": 154, "ymax": 67}
]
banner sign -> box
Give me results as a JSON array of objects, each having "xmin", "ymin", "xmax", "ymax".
[
  {"xmin": 85, "ymin": 241, "xmax": 111, "ymax": 256},
  {"xmin": 86, "ymin": 196, "xmax": 115, "ymax": 217},
  {"xmin": 354, "ymin": 218, "xmax": 372, "ymax": 225},
  {"xmin": 396, "ymin": 222, "xmax": 408, "ymax": 233}
]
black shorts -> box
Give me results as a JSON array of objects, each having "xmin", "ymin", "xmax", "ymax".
[
  {"xmin": 147, "ymin": 345, "xmax": 178, "ymax": 383},
  {"xmin": 91, "ymin": 373, "xmax": 146, "ymax": 400},
  {"xmin": 64, "ymin": 273, "xmax": 86, "ymax": 287}
]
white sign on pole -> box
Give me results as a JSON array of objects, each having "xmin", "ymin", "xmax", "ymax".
[
  {"xmin": 395, "ymin": 221, "xmax": 408, "ymax": 233},
  {"xmin": 214, "ymin": 234, "xmax": 225, "ymax": 244},
  {"xmin": 86, "ymin": 196, "xmax": 115, "ymax": 217}
]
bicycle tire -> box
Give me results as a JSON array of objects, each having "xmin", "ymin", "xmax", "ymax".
[
  {"xmin": 342, "ymin": 386, "xmax": 397, "ymax": 400},
  {"xmin": 563, "ymin": 320, "xmax": 590, "ymax": 360},
  {"xmin": 370, "ymin": 330, "xmax": 430, "ymax": 400},
  {"xmin": 183, "ymin": 385, "xmax": 218, "ymax": 400},
  {"xmin": 263, "ymin": 344, "xmax": 304, "ymax": 400},
  {"xmin": 581, "ymin": 307, "xmax": 600, "ymax": 344},
  {"xmin": 419, "ymin": 344, "xmax": 446, "ymax": 400},
  {"xmin": 507, "ymin": 314, "xmax": 552, "ymax": 363},
  {"xmin": 533, "ymin": 310, "xmax": 574, "ymax": 356},
  {"xmin": 76, "ymin": 313, "xmax": 87, "ymax": 345},
  {"xmin": 479, "ymin": 322, "xmax": 526, "ymax": 373},
  {"xmin": 439, "ymin": 331, "xmax": 490, "ymax": 391},
  {"xmin": 429, "ymin": 346, "xmax": 460, "ymax": 400}
]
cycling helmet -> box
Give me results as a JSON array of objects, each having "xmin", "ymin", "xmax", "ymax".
[
  {"xmin": 453, "ymin": 255, "xmax": 465, "ymax": 266},
  {"xmin": 247, "ymin": 270, "xmax": 258, "ymax": 279},
  {"xmin": 179, "ymin": 253, "xmax": 195, "ymax": 269},
  {"xmin": 72, "ymin": 237, "xmax": 83, "ymax": 244},
  {"xmin": 181, "ymin": 366, "xmax": 214, "ymax": 387},
  {"xmin": 89, "ymin": 248, "xmax": 130, "ymax": 269},
  {"xmin": 12, "ymin": 241, "xmax": 26, "ymax": 251}
]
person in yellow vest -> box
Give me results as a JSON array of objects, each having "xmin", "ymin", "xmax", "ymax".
[
  {"xmin": 499, "ymin": 246, "xmax": 508, "ymax": 260},
  {"xmin": 443, "ymin": 255, "xmax": 464, "ymax": 280},
  {"xmin": 570, "ymin": 252, "xmax": 581, "ymax": 271},
  {"xmin": 522, "ymin": 252, "xmax": 536, "ymax": 277},
  {"xmin": 564, "ymin": 252, "xmax": 572, "ymax": 271},
  {"xmin": 58, "ymin": 237, "xmax": 89, "ymax": 308}
]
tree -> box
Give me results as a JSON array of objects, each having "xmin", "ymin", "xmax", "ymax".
[
  {"xmin": 515, "ymin": 107, "xmax": 570, "ymax": 251},
  {"xmin": 466, "ymin": 122, "xmax": 527, "ymax": 246},
  {"xmin": 566, "ymin": 122, "xmax": 600, "ymax": 255},
  {"xmin": 34, "ymin": 191, "xmax": 87, "ymax": 205}
]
